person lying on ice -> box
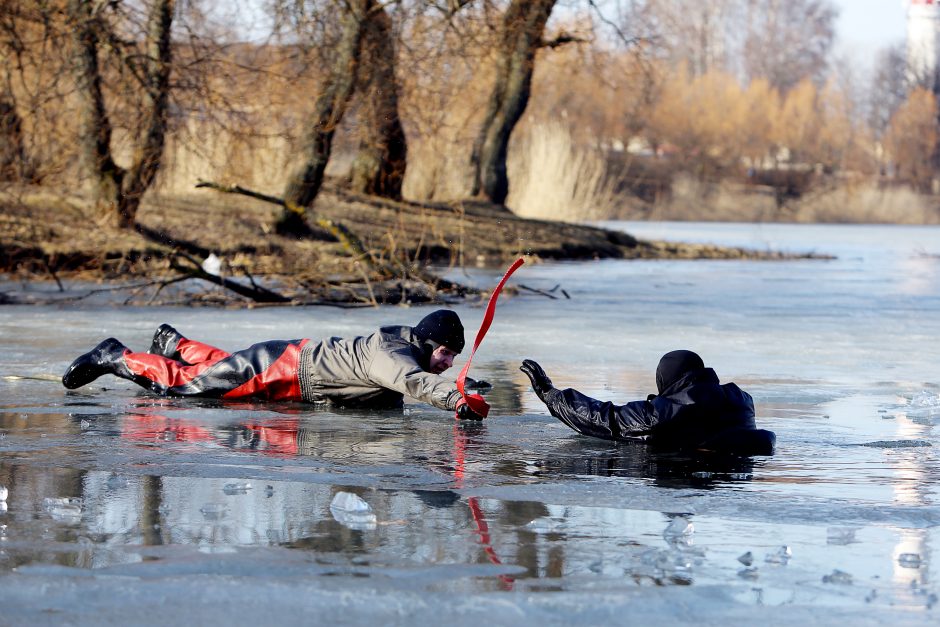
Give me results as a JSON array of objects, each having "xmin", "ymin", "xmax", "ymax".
[
  {"xmin": 61, "ymin": 309, "xmax": 488, "ymax": 420},
  {"xmin": 519, "ymin": 350, "xmax": 775, "ymax": 455}
]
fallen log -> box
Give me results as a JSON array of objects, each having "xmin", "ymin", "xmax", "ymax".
[{"xmin": 169, "ymin": 251, "xmax": 290, "ymax": 304}]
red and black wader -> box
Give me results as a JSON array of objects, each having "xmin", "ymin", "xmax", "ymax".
[{"xmin": 123, "ymin": 337, "xmax": 309, "ymax": 401}]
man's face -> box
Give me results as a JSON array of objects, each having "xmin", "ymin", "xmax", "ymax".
[{"xmin": 428, "ymin": 345, "xmax": 458, "ymax": 374}]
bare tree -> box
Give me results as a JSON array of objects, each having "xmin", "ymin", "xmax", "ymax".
[
  {"xmin": 626, "ymin": 0, "xmax": 738, "ymax": 77},
  {"xmin": 280, "ymin": 0, "xmax": 371, "ymax": 233},
  {"xmin": 0, "ymin": 1, "xmax": 67, "ymax": 183},
  {"xmin": 741, "ymin": 0, "xmax": 836, "ymax": 94},
  {"xmin": 470, "ymin": 0, "xmax": 557, "ymax": 206},
  {"xmin": 349, "ymin": 2, "xmax": 407, "ymax": 199},
  {"xmin": 68, "ymin": 0, "xmax": 174, "ymax": 229},
  {"xmin": 0, "ymin": 90, "xmax": 27, "ymax": 180},
  {"xmin": 868, "ymin": 46, "xmax": 907, "ymax": 139}
]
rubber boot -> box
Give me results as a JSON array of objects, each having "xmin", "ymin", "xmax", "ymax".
[
  {"xmin": 148, "ymin": 324, "xmax": 230, "ymax": 366},
  {"xmin": 148, "ymin": 324, "xmax": 185, "ymax": 361},
  {"xmin": 62, "ymin": 338, "xmax": 139, "ymax": 389}
]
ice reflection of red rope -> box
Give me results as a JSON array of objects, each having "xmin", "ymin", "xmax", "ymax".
[{"xmin": 453, "ymin": 423, "xmax": 514, "ymax": 590}]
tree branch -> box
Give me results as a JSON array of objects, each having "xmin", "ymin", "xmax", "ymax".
[
  {"xmin": 169, "ymin": 251, "xmax": 290, "ymax": 303},
  {"xmin": 539, "ymin": 33, "xmax": 585, "ymax": 49}
]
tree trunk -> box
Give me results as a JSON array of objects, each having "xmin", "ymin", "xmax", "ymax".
[
  {"xmin": 68, "ymin": 0, "xmax": 174, "ymax": 230},
  {"xmin": 349, "ymin": 3, "xmax": 407, "ymax": 200},
  {"xmin": 470, "ymin": 0, "xmax": 556, "ymax": 206},
  {"xmin": 121, "ymin": 0, "xmax": 174, "ymax": 228},
  {"xmin": 0, "ymin": 92, "xmax": 27, "ymax": 181},
  {"xmin": 69, "ymin": 0, "xmax": 124, "ymax": 225},
  {"xmin": 281, "ymin": 0, "xmax": 371, "ymax": 232}
]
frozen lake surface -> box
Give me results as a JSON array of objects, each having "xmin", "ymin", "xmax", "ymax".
[{"xmin": 1, "ymin": 222, "xmax": 939, "ymax": 625}]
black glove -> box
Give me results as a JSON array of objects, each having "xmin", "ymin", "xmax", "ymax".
[
  {"xmin": 520, "ymin": 359, "xmax": 553, "ymax": 401},
  {"xmin": 456, "ymin": 396, "xmax": 488, "ymax": 420}
]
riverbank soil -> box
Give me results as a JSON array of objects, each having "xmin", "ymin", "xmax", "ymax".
[{"xmin": 0, "ymin": 184, "xmax": 819, "ymax": 306}]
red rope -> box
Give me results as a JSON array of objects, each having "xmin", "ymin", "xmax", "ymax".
[{"xmin": 455, "ymin": 257, "xmax": 525, "ymax": 416}]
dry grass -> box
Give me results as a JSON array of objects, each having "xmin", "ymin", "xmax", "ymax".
[
  {"xmin": 611, "ymin": 175, "xmax": 940, "ymax": 224},
  {"xmin": 505, "ymin": 122, "xmax": 622, "ymax": 221},
  {"xmin": 794, "ymin": 184, "xmax": 940, "ymax": 224}
]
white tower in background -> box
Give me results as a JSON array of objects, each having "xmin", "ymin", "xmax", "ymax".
[{"xmin": 908, "ymin": 0, "xmax": 940, "ymax": 90}]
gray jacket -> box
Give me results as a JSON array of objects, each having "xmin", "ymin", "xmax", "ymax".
[{"xmin": 297, "ymin": 325, "xmax": 462, "ymax": 410}]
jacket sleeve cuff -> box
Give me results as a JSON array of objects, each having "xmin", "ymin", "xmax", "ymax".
[
  {"xmin": 542, "ymin": 387, "xmax": 561, "ymax": 406},
  {"xmin": 445, "ymin": 389, "xmax": 463, "ymax": 411}
]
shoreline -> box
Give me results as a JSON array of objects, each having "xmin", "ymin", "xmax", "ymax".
[{"xmin": 1, "ymin": 186, "xmax": 830, "ymax": 307}]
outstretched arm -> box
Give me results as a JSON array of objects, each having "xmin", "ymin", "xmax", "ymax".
[
  {"xmin": 369, "ymin": 346, "xmax": 462, "ymax": 410},
  {"xmin": 520, "ymin": 359, "xmax": 657, "ymax": 441}
]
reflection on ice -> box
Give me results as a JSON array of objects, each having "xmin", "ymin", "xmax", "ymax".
[
  {"xmin": 199, "ymin": 503, "xmax": 226, "ymax": 520},
  {"xmin": 43, "ymin": 497, "xmax": 83, "ymax": 524}
]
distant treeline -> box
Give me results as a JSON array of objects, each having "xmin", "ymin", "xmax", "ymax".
[{"xmin": 1, "ymin": 1, "xmax": 936, "ymax": 227}]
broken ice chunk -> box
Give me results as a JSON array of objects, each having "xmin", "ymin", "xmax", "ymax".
[
  {"xmin": 822, "ymin": 569, "xmax": 853, "ymax": 585},
  {"xmin": 330, "ymin": 492, "xmax": 377, "ymax": 531},
  {"xmin": 765, "ymin": 546, "xmax": 792, "ymax": 565},
  {"xmin": 200, "ymin": 503, "xmax": 226, "ymax": 520},
  {"xmin": 826, "ymin": 527, "xmax": 857, "ymax": 545},
  {"xmin": 663, "ymin": 516, "xmax": 694, "ymax": 538}
]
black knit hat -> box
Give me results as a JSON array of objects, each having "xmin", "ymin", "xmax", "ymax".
[
  {"xmin": 655, "ymin": 350, "xmax": 705, "ymax": 394},
  {"xmin": 414, "ymin": 309, "xmax": 465, "ymax": 353}
]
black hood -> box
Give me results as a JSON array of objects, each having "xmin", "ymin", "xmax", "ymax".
[{"xmin": 656, "ymin": 350, "xmax": 705, "ymax": 394}]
